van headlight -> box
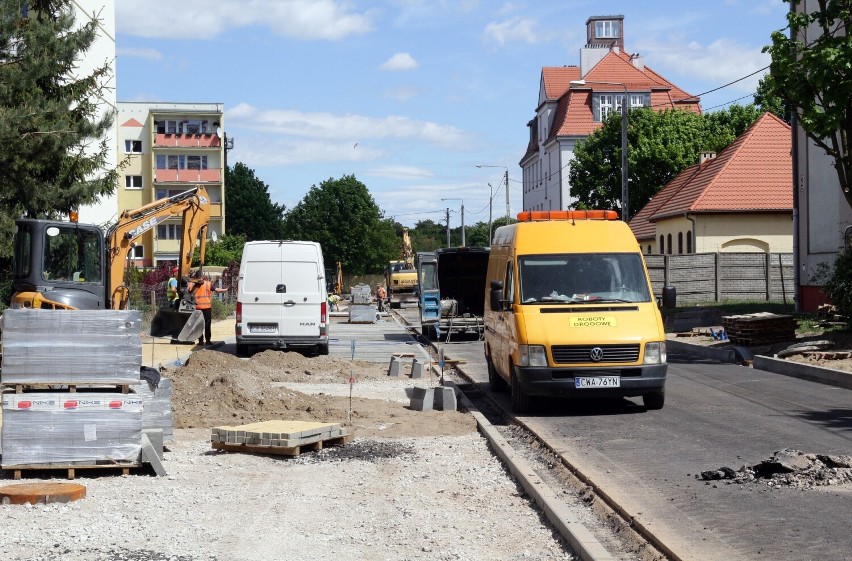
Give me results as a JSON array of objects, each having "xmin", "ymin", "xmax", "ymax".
[
  {"xmin": 643, "ymin": 341, "xmax": 666, "ymax": 364},
  {"xmin": 519, "ymin": 345, "xmax": 548, "ymax": 367}
]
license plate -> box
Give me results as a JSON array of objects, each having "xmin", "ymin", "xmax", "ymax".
[
  {"xmin": 575, "ymin": 376, "xmax": 621, "ymax": 388},
  {"xmin": 250, "ymin": 324, "xmax": 277, "ymax": 334}
]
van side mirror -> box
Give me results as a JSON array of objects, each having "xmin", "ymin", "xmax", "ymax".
[{"xmin": 489, "ymin": 280, "xmax": 504, "ymax": 311}]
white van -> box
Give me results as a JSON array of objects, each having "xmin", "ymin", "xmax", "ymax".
[{"xmin": 235, "ymin": 240, "xmax": 329, "ymax": 357}]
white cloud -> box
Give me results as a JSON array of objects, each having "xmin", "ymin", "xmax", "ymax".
[
  {"xmin": 364, "ymin": 165, "xmax": 433, "ymax": 179},
  {"xmin": 235, "ymin": 138, "xmax": 382, "ymax": 167},
  {"xmin": 483, "ymin": 17, "xmax": 539, "ymax": 46},
  {"xmin": 117, "ymin": 0, "xmax": 373, "ymax": 40},
  {"xmin": 383, "ymin": 86, "xmax": 422, "ymax": 102},
  {"xmin": 227, "ymin": 103, "xmax": 471, "ymax": 149},
  {"xmin": 380, "ymin": 52, "xmax": 419, "ymax": 71},
  {"xmin": 634, "ymin": 37, "xmax": 770, "ymax": 94},
  {"xmin": 116, "ymin": 47, "xmax": 163, "ymax": 61}
]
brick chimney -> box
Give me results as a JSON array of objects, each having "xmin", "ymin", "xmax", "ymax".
[{"xmin": 700, "ymin": 151, "xmax": 717, "ymax": 165}]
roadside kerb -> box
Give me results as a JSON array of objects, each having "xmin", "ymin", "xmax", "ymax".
[
  {"xmin": 667, "ymin": 338, "xmax": 852, "ymax": 390},
  {"xmin": 442, "ymin": 375, "xmax": 615, "ymax": 561}
]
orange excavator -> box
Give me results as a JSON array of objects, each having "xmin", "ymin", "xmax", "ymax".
[{"xmin": 10, "ymin": 186, "xmax": 212, "ymax": 340}]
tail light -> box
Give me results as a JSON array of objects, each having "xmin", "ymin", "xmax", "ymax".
[
  {"xmin": 320, "ymin": 301, "xmax": 327, "ymax": 336},
  {"xmin": 236, "ymin": 301, "xmax": 242, "ymax": 323}
]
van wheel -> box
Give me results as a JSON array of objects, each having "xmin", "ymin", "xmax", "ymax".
[
  {"xmin": 643, "ymin": 388, "xmax": 665, "ymax": 410},
  {"xmin": 318, "ymin": 343, "xmax": 329, "ymax": 356},
  {"xmin": 486, "ymin": 354, "xmax": 507, "ymax": 392},
  {"xmin": 510, "ymin": 368, "xmax": 532, "ymax": 414},
  {"xmin": 236, "ymin": 343, "xmax": 249, "ymax": 357}
]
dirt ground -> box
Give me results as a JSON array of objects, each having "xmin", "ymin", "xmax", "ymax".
[
  {"xmin": 673, "ymin": 325, "xmax": 852, "ymax": 372},
  {"xmin": 170, "ymin": 348, "xmax": 477, "ymax": 437}
]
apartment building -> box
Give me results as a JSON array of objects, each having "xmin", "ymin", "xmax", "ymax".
[{"xmin": 116, "ymin": 102, "xmax": 227, "ymax": 267}]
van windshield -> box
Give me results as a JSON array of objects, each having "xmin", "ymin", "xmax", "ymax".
[{"xmin": 518, "ymin": 253, "xmax": 651, "ymax": 304}]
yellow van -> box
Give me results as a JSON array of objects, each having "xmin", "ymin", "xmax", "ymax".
[{"xmin": 484, "ymin": 210, "xmax": 667, "ymax": 413}]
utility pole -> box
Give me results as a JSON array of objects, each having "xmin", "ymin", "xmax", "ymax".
[
  {"xmin": 487, "ymin": 183, "xmax": 493, "ymax": 245},
  {"xmin": 504, "ymin": 169, "xmax": 510, "ymax": 221},
  {"xmin": 445, "ymin": 207, "xmax": 451, "ymax": 247}
]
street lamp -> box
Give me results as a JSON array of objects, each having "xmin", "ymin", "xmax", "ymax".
[
  {"xmin": 569, "ymin": 79, "xmax": 629, "ymax": 222},
  {"xmin": 476, "ymin": 164, "xmax": 509, "ymax": 221},
  {"xmin": 441, "ymin": 198, "xmax": 464, "ymax": 246}
]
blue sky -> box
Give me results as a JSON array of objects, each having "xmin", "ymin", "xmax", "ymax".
[{"xmin": 115, "ymin": 0, "xmax": 789, "ymax": 229}]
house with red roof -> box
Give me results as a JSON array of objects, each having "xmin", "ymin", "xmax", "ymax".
[
  {"xmin": 629, "ymin": 112, "xmax": 792, "ymax": 255},
  {"xmin": 520, "ymin": 15, "xmax": 701, "ymax": 213}
]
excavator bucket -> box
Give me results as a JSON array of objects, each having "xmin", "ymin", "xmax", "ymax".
[{"xmin": 149, "ymin": 308, "xmax": 204, "ymax": 342}]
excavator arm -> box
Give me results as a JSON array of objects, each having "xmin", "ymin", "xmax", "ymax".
[{"xmin": 105, "ymin": 185, "xmax": 211, "ymax": 309}]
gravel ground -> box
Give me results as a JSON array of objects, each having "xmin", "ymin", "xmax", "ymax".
[{"xmin": 0, "ymin": 429, "xmax": 575, "ymax": 561}]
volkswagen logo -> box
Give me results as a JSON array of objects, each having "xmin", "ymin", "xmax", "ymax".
[{"xmin": 589, "ymin": 347, "xmax": 604, "ymax": 362}]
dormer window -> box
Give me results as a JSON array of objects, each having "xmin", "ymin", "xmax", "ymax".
[
  {"xmin": 593, "ymin": 93, "xmax": 648, "ymax": 122},
  {"xmin": 595, "ymin": 20, "xmax": 619, "ymax": 39}
]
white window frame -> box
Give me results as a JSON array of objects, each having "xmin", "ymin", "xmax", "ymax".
[
  {"xmin": 156, "ymin": 223, "xmax": 180, "ymax": 240},
  {"xmin": 600, "ymin": 94, "xmax": 614, "ymax": 120},
  {"xmin": 124, "ymin": 139, "xmax": 142, "ymax": 154},
  {"xmin": 595, "ymin": 20, "xmax": 619, "ymax": 39},
  {"xmin": 125, "ymin": 175, "xmax": 143, "ymax": 190},
  {"xmin": 630, "ymin": 94, "xmax": 644, "ymax": 108},
  {"xmin": 127, "ymin": 245, "xmax": 144, "ymax": 259}
]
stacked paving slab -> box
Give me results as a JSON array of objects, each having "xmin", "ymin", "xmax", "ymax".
[{"xmin": 0, "ymin": 309, "xmax": 171, "ymax": 468}]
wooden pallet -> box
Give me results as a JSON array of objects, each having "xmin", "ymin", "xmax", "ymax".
[
  {"xmin": 2, "ymin": 462, "xmax": 141, "ymax": 480},
  {"xmin": 212, "ymin": 433, "xmax": 353, "ymax": 457},
  {"xmin": 722, "ymin": 313, "xmax": 796, "ymax": 345},
  {"xmin": 211, "ymin": 419, "xmax": 352, "ymax": 457}
]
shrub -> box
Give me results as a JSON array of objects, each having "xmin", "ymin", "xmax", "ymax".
[{"xmin": 815, "ymin": 249, "xmax": 852, "ymax": 326}]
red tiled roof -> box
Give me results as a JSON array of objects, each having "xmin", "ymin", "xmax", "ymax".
[
  {"xmin": 541, "ymin": 66, "xmax": 580, "ymax": 101},
  {"xmin": 632, "ymin": 113, "xmax": 792, "ymax": 234},
  {"xmin": 548, "ymin": 51, "xmax": 701, "ymax": 140},
  {"xmin": 121, "ymin": 118, "xmax": 144, "ymax": 127}
]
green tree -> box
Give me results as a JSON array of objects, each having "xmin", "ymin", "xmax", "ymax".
[
  {"xmin": 0, "ymin": 0, "xmax": 117, "ymax": 258},
  {"xmin": 569, "ymin": 106, "xmax": 762, "ymax": 218},
  {"xmin": 409, "ymin": 219, "xmax": 446, "ymax": 252},
  {"xmin": 754, "ymin": 74, "xmax": 791, "ymax": 124},
  {"xmin": 764, "ymin": 0, "xmax": 852, "ymax": 206},
  {"xmin": 224, "ymin": 162, "xmax": 286, "ymax": 241},
  {"xmin": 282, "ymin": 175, "xmax": 397, "ymax": 275},
  {"xmin": 203, "ymin": 234, "xmax": 246, "ymax": 267}
]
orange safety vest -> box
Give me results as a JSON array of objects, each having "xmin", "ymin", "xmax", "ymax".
[{"xmin": 193, "ymin": 280, "xmax": 212, "ymax": 309}]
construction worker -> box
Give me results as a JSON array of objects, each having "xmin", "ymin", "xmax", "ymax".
[
  {"xmin": 375, "ymin": 283, "xmax": 387, "ymax": 312},
  {"xmin": 167, "ymin": 266, "xmax": 180, "ymax": 310},
  {"xmin": 189, "ymin": 271, "xmax": 228, "ymax": 347}
]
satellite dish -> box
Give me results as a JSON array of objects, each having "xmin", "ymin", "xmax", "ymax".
[
  {"xmin": 211, "ymin": 231, "xmax": 218, "ymax": 242},
  {"xmin": 216, "ymin": 127, "xmax": 223, "ymax": 138}
]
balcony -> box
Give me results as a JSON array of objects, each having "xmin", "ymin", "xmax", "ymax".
[
  {"xmin": 154, "ymin": 133, "xmax": 221, "ymax": 148},
  {"xmin": 154, "ymin": 169, "xmax": 222, "ymax": 183}
]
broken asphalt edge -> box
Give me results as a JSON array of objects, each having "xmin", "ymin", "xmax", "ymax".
[
  {"xmin": 666, "ymin": 338, "xmax": 852, "ymax": 391},
  {"xmin": 444, "ymin": 378, "xmax": 616, "ymax": 561}
]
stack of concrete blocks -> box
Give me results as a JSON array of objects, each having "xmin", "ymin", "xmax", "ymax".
[
  {"xmin": 348, "ymin": 284, "xmax": 377, "ymax": 323},
  {"xmin": 0, "ymin": 309, "xmax": 146, "ymax": 467},
  {"xmin": 132, "ymin": 378, "xmax": 174, "ymax": 444}
]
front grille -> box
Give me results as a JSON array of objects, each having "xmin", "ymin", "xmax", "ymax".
[{"xmin": 551, "ymin": 344, "xmax": 640, "ymax": 364}]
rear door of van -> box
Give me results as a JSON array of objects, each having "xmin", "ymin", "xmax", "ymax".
[
  {"xmin": 279, "ymin": 244, "xmax": 325, "ymax": 338},
  {"xmin": 415, "ymin": 252, "xmax": 440, "ymax": 329},
  {"xmin": 240, "ymin": 242, "xmax": 284, "ymax": 335}
]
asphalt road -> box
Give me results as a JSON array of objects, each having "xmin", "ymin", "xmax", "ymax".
[{"xmin": 397, "ymin": 308, "xmax": 852, "ymax": 561}]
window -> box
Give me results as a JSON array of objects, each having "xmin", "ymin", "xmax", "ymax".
[
  {"xmin": 678, "ymin": 232, "xmax": 683, "ymax": 254},
  {"xmin": 125, "ymin": 175, "xmax": 143, "ymax": 189},
  {"xmin": 600, "ymin": 94, "xmax": 614, "ymax": 120},
  {"xmin": 666, "ymin": 234, "xmax": 673, "ymax": 255},
  {"xmin": 127, "ymin": 245, "xmax": 144, "ymax": 259},
  {"xmin": 595, "ymin": 20, "xmax": 620, "ymax": 39},
  {"xmin": 41, "ymin": 225, "xmax": 103, "ymax": 283},
  {"xmin": 125, "ymin": 140, "xmax": 142, "ymax": 154},
  {"xmin": 659, "ymin": 235, "xmax": 665, "ymax": 254},
  {"xmin": 687, "ymin": 231, "xmax": 693, "ymax": 253},
  {"xmin": 630, "ymin": 94, "xmax": 645, "ymax": 108},
  {"xmin": 518, "ymin": 254, "xmax": 651, "ymax": 303},
  {"xmin": 186, "ymin": 155, "xmax": 208, "ymax": 170},
  {"xmin": 156, "ymin": 224, "xmax": 180, "ymax": 240}
]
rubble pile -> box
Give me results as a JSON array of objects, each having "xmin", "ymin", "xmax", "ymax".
[{"xmin": 698, "ymin": 448, "xmax": 852, "ymax": 489}]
